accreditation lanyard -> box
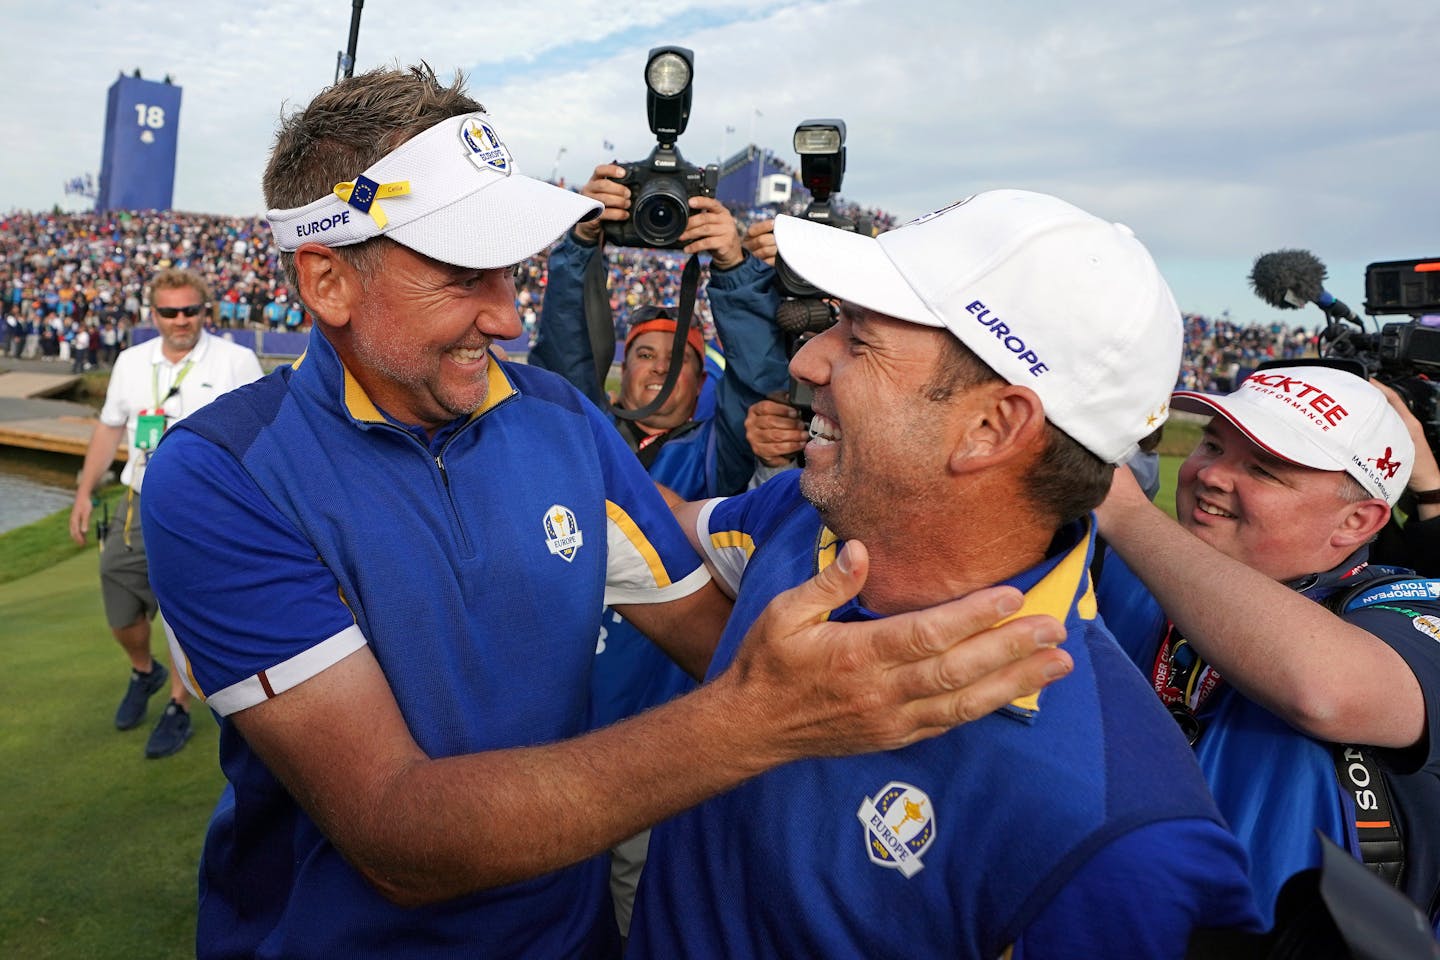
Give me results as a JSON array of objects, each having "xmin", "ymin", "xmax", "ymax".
[
  {"xmin": 152, "ymin": 358, "xmax": 195, "ymax": 411},
  {"xmin": 135, "ymin": 359, "xmax": 194, "ymax": 455},
  {"xmin": 1150, "ymin": 622, "xmax": 1224, "ymax": 717}
]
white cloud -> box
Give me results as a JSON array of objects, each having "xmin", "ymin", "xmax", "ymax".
[{"xmin": 3, "ymin": 0, "xmax": 1435, "ymax": 323}]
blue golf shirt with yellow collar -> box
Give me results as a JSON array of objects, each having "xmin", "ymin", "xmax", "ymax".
[
  {"xmin": 141, "ymin": 326, "xmax": 708, "ymax": 959},
  {"xmin": 629, "ymin": 471, "xmax": 1260, "ymax": 960}
]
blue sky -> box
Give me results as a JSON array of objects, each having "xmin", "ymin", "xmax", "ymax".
[{"xmin": 4, "ymin": 0, "xmax": 1436, "ymax": 328}]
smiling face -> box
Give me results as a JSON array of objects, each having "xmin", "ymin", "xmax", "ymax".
[
  {"xmin": 620, "ymin": 331, "xmax": 703, "ymax": 433},
  {"xmin": 1175, "ymin": 417, "xmax": 1380, "ymax": 581},
  {"xmin": 341, "ymin": 242, "xmax": 522, "ymax": 431},
  {"xmin": 788, "ymin": 304, "xmax": 956, "ymax": 538}
]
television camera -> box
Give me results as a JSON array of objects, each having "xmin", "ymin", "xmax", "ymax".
[{"xmin": 1249, "ymin": 250, "xmax": 1440, "ymax": 454}]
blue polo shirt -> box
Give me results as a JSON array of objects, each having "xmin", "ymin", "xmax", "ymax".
[
  {"xmin": 142, "ymin": 327, "xmax": 709, "ymax": 959},
  {"xmin": 630, "ymin": 473, "xmax": 1260, "ymax": 959}
]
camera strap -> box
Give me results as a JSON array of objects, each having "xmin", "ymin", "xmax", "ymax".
[
  {"xmin": 582, "ymin": 244, "xmax": 615, "ymax": 404},
  {"xmin": 1320, "ymin": 573, "xmax": 1421, "ymax": 890},
  {"xmin": 582, "ymin": 244, "xmax": 703, "ymax": 423}
]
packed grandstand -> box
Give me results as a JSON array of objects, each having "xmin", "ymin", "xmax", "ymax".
[{"xmin": 1, "ymin": 198, "xmax": 1316, "ymax": 389}]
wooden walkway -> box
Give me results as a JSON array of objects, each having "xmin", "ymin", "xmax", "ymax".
[{"xmin": 0, "ymin": 371, "xmax": 122, "ymax": 460}]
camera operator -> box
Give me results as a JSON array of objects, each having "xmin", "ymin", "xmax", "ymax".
[
  {"xmin": 1094, "ymin": 364, "xmax": 1440, "ymax": 931},
  {"xmin": 1371, "ymin": 379, "xmax": 1440, "ymax": 576},
  {"xmin": 528, "ymin": 161, "xmax": 789, "ymax": 937},
  {"xmin": 531, "ymin": 164, "xmax": 787, "ymax": 496}
]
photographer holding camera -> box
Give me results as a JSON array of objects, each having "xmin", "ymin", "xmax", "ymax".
[
  {"xmin": 1093, "ymin": 363, "xmax": 1440, "ymax": 931},
  {"xmin": 532, "ymin": 162, "xmax": 785, "ymax": 492},
  {"xmin": 529, "ymin": 160, "xmax": 788, "ymax": 937}
]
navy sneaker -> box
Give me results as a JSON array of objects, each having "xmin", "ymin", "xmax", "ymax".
[
  {"xmin": 144, "ymin": 700, "xmax": 193, "ymax": 759},
  {"xmin": 114, "ymin": 662, "xmax": 169, "ymax": 731}
]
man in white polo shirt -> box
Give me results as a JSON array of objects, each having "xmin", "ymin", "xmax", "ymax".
[{"xmin": 69, "ymin": 267, "xmax": 263, "ymax": 758}]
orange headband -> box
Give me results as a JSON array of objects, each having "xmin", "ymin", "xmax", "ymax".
[{"xmin": 625, "ymin": 317, "xmax": 706, "ymax": 364}]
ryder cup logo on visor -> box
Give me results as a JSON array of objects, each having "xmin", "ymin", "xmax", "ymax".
[
  {"xmin": 856, "ymin": 781, "xmax": 935, "ymax": 878},
  {"xmin": 543, "ymin": 504, "xmax": 583, "ymax": 562},
  {"xmin": 461, "ymin": 117, "xmax": 512, "ymax": 175}
]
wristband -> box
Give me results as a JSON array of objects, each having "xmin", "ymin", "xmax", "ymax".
[{"xmin": 1411, "ymin": 488, "xmax": 1440, "ymax": 505}]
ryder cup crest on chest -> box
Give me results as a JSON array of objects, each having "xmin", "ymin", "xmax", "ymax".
[
  {"xmin": 543, "ymin": 504, "xmax": 584, "ymax": 562},
  {"xmin": 856, "ymin": 781, "xmax": 936, "ymax": 878}
]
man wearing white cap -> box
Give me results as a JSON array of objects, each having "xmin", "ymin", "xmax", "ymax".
[
  {"xmin": 628, "ymin": 190, "xmax": 1261, "ymax": 958},
  {"xmin": 1095, "ymin": 362, "xmax": 1440, "ymax": 929},
  {"xmin": 137, "ymin": 66, "xmax": 1071, "ymax": 959}
]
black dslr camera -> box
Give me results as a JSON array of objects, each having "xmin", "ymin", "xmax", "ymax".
[
  {"xmin": 603, "ymin": 46, "xmax": 719, "ymax": 250},
  {"xmin": 772, "ymin": 120, "xmax": 871, "ymax": 420}
]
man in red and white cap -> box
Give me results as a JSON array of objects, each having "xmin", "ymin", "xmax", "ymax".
[{"xmin": 1095, "ymin": 361, "xmax": 1440, "ymax": 930}]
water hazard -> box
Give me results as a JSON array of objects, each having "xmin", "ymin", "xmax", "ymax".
[{"xmin": 0, "ymin": 450, "xmax": 79, "ymax": 536}]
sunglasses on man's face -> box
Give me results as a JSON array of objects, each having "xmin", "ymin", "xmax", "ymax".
[{"xmin": 154, "ymin": 304, "xmax": 206, "ymax": 318}]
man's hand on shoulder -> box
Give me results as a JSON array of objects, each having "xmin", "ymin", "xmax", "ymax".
[
  {"xmin": 712, "ymin": 540, "xmax": 1072, "ymax": 766},
  {"xmin": 679, "ymin": 197, "xmax": 744, "ymax": 270},
  {"xmin": 573, "ymin": 163, "xmax": 631, "ymax": 246}
]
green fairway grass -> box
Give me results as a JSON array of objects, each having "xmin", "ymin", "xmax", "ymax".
[{"xmin": 0, "ymin": 546, "xmax": 223, "ymax": 959}]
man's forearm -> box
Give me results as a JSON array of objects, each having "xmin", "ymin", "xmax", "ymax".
[
  {"xmin": 1099, "ymin": 494, "xmax": 1425, "ymax": 747},
  {"xmin": 527, "ymin": 232, "xmax": 607, "ymax": 405},
  {"xmin": 338, "ymin": 669, "xmax": 779, "ymax": 905},
  {"xmin": 75, "ymin": 422, "xmax": 125, "ymax": 499},
  {"xmin": 707, "ymin": 256, "xmax": 788, "ymax": 495}
]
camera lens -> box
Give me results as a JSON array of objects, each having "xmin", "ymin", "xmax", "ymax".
[
  {"xmin": 774, "ymin": 256, "xmax": 822, "ymax": 300},
  {"xmin": 632, "ymin": 178, "xmax": 689, "ymax": 247}
]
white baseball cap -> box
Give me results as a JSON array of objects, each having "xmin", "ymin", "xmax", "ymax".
[
  {"xmin": 266, "ymin": 112, "xmax": 601, "ymax": 269},
  {"xmin": 1172, "ymin": 364, "xmax": 1414, "ymax": 505},
  {"xmin": 773, "ymin": 190, "xmax": 1181, "ymax": 464}
]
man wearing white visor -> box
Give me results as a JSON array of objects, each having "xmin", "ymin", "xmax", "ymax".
[
  {"xmin": 629, "ymin": 190, "xmax": 1261, "ymax": 959},
  {"xmin": 1095, "ymin": 361, "xmax": 1440, "ymax": 930},
  {"xmin": 137, "ymin": 66, "xmax": 1072, "ymax": 958}
]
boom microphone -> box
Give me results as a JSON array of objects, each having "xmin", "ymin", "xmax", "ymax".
[{"xmin": 1249, "ymin": 249, "xmax": 1361, "ymax": 325}]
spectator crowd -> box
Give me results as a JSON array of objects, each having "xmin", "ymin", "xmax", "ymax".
[{"xmin": 3, "ymin": 207, "xmax": 1316, "ymax": 380}]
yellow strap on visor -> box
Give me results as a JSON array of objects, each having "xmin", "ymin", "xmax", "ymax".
[{"xmin": 333, "ymin": 176, "xmax": 411, "ymax": 231}]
